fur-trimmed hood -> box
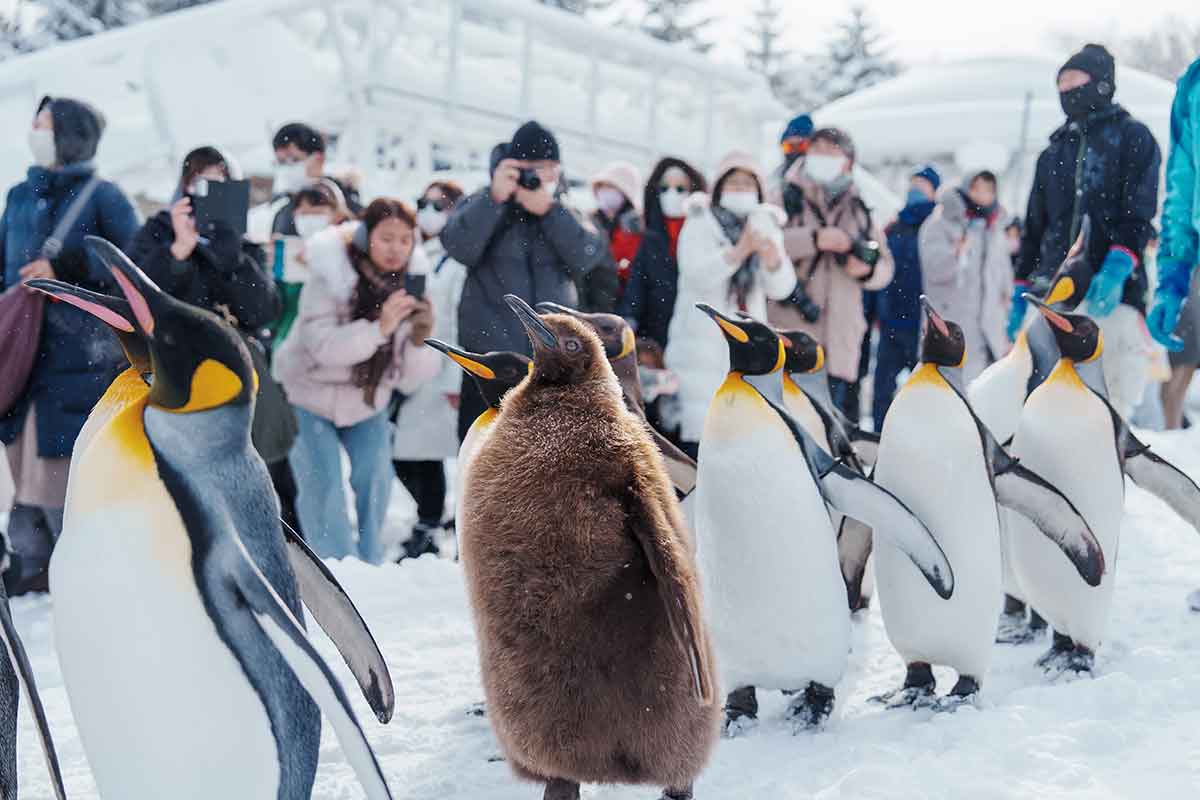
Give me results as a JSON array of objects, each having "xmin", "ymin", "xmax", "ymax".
[{"xmin": 305, "ymin": 221, "xmax": 430, "ymax": 303}]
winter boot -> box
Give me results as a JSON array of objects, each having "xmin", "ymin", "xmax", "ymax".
[
  {"xmin": 2, "ymin": 505, "xmax": 57, "ymax": 597},
  {"xmin": 398, "ymin": 521, "xmax": 441, "ymax": 562}
]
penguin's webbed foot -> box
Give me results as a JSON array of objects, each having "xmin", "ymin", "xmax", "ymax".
[
  {"xmin": 1187, "ymin": 588, "xmax": 1200, "ymax": 612},
  {"xmin": 467, "ymin": 701, "xmax": 487, "ymax": 717},
  {"xmin": 722, "ymin": 714, "xmax": 758, "ymax": 738},
  {"xmin": 869, "ymin": 685, "xmax": 937, "ymax": 710},
  {"xmin": 1035, "ymin": 632, "xmax": 1075, "ymax": 670},
  {"xmin": 660, "ymin": 784, "xmax": 694, "ymax": 800},
  {"xmin": 996, "ymin": 616, "xmax": 1048, "ymax": 645},
  {"xmin": 543, "ymin": 778, "xmax": 580, "ymax": 800},
  {"xmin": 933, "ymin": 676, "xmax": 980, "ymax": 712},
  {"xmin": 784, "ymin": 682, "xmax": 835, "ymax": 731},
  {"xmin": 722, "ymin": 686, "xmax": 758, "ymax": 737}
]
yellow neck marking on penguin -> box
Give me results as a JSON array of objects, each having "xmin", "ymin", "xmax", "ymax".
[
  {"xmin": 449, "ymin": 352, "xmax": 496, "ymax": 380},
  {"xmin": 167, "ymin": 359, "xmax": 244, "ymax": 414},
  {"xmin": 1083, "ymin": 330, "xmax": 1105, "ymax": 363},
  {"xmin": 101, "ymin": 367, "xmax": 152, "ymax": 412},
  {"xmin": 469, "ymin": 407, "xmax": 499, "ymax": 435},
  {"xmin": 811, "ymin": 345, "xmax": 825, "ymax": 373},
  {"xmin": 1045, "ymin": 276, "xmax": 1075, "ymax": 306},
  {"xmin": 715, "ymin": 316, "xmax": 749, "ymax": 343},
  {"xmin": 771, "ymin": 339, "xmax": 786, "ymax": 374},
  {"xmin": 1048, "ymin": 358, "xmax": 1087, "ymax": 391},
  {"xmin": 902, "ymin": 362, "xmax": 949, "ymax": 393},
  {"xmin": 783, "ymin": 374, "xmax": 803, "ymax": 399},
  {"xmin": 618, "ymin": 327, "xmax": 636, "ymax": 359},
  {"xmin": 1014, "ymin": 330, "xmax": 1029, "ymax": 353}
]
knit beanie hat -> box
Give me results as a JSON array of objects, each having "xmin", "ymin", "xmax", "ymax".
[
  {"xmin": 912, "ymin": 164, "xmax": 942, "ymax": 192},
  {"xmin": 780, "ymin": 114, "xmax": 814, "ymax": 142},
  {"xmin": 509, "ymin": 120, "xmax": 560, "ymax": 162}
]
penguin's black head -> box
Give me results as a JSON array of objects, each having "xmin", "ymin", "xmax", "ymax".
[
  {"xmin": 920, "ymin": 296, "xmax": 966, "ymax": 369},
  {"xmin": 697, "ymin": 304, "xmax": 784, "ymax": 376},
  {"xmin": 88, "ymin": 236, "xmax": 256, "ymax": 413},
  {"xmin": 25, "ymin": 277, "xmax": 151, "ymax": 376},
  {"xmin": 424, "ymin": 339, "xmax": 531, "ymax": 409},
  {"xmin": 534, "ymin": 301, "xmax": 636, "ymax": 362},
  {"xmin": 1042, "ymin": 216, "xmax": 1093, "ymax": 310},
  {"xmin": 505, "ymin": 295, "xmax": 608, "ymax": 386},
  {"xmin": 1027, "ymin": 294, "xmax": 1103, "ymax": 364},
  {"xmin": 775, "ymin": 329, "xmax": 825, "ymax": 375}
]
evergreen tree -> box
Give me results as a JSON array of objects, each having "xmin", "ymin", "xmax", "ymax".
[
  {"xmin": 146, "ymin": 0, "xmax": 217, "ymax": 11},
  {"xmin": 743, "ymin": 0, "xmax": 787, "ymax": 76},
  {"xmin": 806, "ymin": 3, "xmax": 899, "ymax": 107},
  {"xmin": 26, "ymin": 0, "xmax": 148, "ymax": 47},
  {"xmin": 1120, "ymin": 17, "xmax": 1200, "ymax": 82},
  {"xmin": 639, "ymin": 0, "xmax": 713, "ymax": 53},
  {"xmin": 536, "ymin": 0, "xmax": 615, "ymax": 15}
]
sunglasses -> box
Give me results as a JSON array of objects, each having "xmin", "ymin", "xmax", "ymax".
[
  {"xmin": 780, "ymin": 139, "xmax": 810, "ymax": 156},
  {"xmin": 658, "ymin": 185, "xmax": 689, "ymax": 195},
  {"xmin": 417, "ymin": 197, "xmax": 448, "ymax": 212}
]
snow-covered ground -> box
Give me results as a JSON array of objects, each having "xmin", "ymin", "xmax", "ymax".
[{"xmin": 8, "ymin": 426, "xmax": 1200, "ymax": 798}]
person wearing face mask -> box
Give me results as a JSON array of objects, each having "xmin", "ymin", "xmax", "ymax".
[
  {"xmin": 274, "ymin": 199, "xmax": 439, "ymax": 563},
  {"xmin": 871, "ymin": 165, "xmax": 941, "ymax": 431},
  {"xmin": 0, "ymin": 95, "xmax": 139, "ymax": 595},
  {"xmin": 1011, "ymin": 44, "xmax": 1160, "ymax": 416},
  {"xmin": 664, "ymin": 150, "xmax": 796, "ymax": 454},
  {"xmin": 269, "ymin": 122, "xmax": 363, "ymax": 237},
  {"xmin": 391, "ymin": 181, "xmax": 467, "ymax": 560},
  {"xmin": 919, "ymin": 170, "xmax": 1014, "ymax": 384},
  {"xmin": 768, "ymin": 127, "xmax": 893, "ymax": 422},
  {"xmin": 441, "ymin": 120, "xmax": 610, "ymax": 440},
  {"xmin": 588, "ymin": 161, "xmax": 644, "ymax": 297},
  {"xmin": 618, "ymin": 157, "xmax": 709, "ymax": 357}
]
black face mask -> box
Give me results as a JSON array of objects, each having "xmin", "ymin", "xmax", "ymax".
[{"xmin": 1059, "ymin": 81, "xmax": 1111, "ymax": 120}]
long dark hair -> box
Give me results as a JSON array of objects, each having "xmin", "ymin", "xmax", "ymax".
[
  {"xmin": 349, "ymin": 198, "xmax": 417, "ymax": 405},
  {"xmin": 643, "ymin": 156, "xmax": 707, "ymax": 236},
  {"xmin": 178, "ymin": 146, "xmax": 229, "ymax": 196}
]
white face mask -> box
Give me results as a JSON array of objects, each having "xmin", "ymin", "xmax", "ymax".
[
  {"xmin": 274, "ymin": 161, "xmax": 309, "ymax": 195},
  {"xmin": 28, "ymin": 129, "xmax": 55, "ymax": 168},
  {"xmin": 659, "ymin": 188, "xmax": 687, "ymax": 218},
  {"xmin": 720, "ymin": 191, "xmax": 759, "ymax": 216},
  {"xmin": 294, "ymin": 213, "xmax": 331, "ymax": 240},
  {"xmin": 416, "ymin": 206, "xmax": 448, "ymax": 237},
  {"xmin": 541, "ymin": 181, "xmax": 559, "ymax": 199},
  {"xmin": 805, "ymin": 153, "xmax": 848, "ymax": 185},
  {"xmin": 594, "ymin": 187, "xmax": 626, "ymax": 215}
]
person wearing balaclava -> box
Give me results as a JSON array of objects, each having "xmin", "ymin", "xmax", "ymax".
[
  {"xmin": 768, "ymin": 127, "xmax": 894, "ymax": 423},
  {"xmin": 0, "ymin": 95, "xmax": 140, "ymax": 596},
  {"xmin": 1010, "ymin": 43, "xmax": 1162, "ymax": 420},
  {"xmin": 441, "ymin": 120, "xmax": 610, "ymax": 441}
]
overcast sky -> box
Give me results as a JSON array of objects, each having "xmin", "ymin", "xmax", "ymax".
[{"xmin": 614, "ymin": 0, "xmax": 1200, "ymax": 66}]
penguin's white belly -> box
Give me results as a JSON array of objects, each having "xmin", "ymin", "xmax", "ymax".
[
  {"xmin": 783, "ymin": 388, "xmax": 828, "ymax": 454},
  {"xmin": 455, "ymin": 410, "xmax": 497, "ymax": 565},
  {"xmin": 696, "ymin": 385, "xmax": 848, "ymax": 690},
  {"xmin": 1010, "ymin": 374, "xmax": 1122, "ymax": 650},
  {"xmin": 874, "ymin": 378, "xmax": 1002, "ymax": 679},
  {"xmin": 1096, "ymin": 305, "xmax": 1149, "ymax": 421},
  {"xmin": 52, "ymin": 488, "xmax": 280, "ymax": 799}
]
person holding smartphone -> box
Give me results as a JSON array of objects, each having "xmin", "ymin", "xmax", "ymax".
[{"xmin": 274, "ymin": 198, "xmax": 439, "ymax": 563}]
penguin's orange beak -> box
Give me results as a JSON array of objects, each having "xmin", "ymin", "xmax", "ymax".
[
  {"xmin": 1027, "ymin": 294, "xmax": 1074, "ymax": 333},
  {"xmin": 920, "ymin": 295, "xmax": 950, "ymax": 338},
  {"xmin": 24, "ymin": 279, "xmax": 135, "ymax": 333},
  {"xmin": 86, "ymin": 235, "xmax": 161, "ymax": 336}
]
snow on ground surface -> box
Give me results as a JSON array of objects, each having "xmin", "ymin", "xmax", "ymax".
[{"xmin": 9, "ymin": 427, "xmax": 1200, "ymax": 798}]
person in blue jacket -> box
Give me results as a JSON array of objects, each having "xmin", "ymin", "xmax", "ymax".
[
  {"xmin": 872, "ymin": 165, "xmax": 940, "ymax": 431},
  {"xmin": 0, "ymin": 96, "xmax": 139, "ymax": 595}
]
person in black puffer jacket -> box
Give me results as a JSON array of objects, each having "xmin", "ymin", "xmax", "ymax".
[{"xmin": 130, "ymin": 147, "xmax": 299, "ymax": 534}]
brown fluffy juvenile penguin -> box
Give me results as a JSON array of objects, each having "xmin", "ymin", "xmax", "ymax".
[
  {"xmin": 461, "ymin": 295, "xmax": 719, "ymax": 800},
  {"xmin": 535, "ymin": 301, "xmax": 697, "ymax": 495}
]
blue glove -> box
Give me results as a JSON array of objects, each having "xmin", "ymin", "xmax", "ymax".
[
  {"xmin": 1083, "ymin": 247, "xmax": 1136, "ymax": 318},
  {"xmin": 1006, "ymin": 283, "xmax": 1028, "ymax": 342},
  {"xmin": 1147, "ymin": 290, "xmax": 1186, "ymax": 352}
]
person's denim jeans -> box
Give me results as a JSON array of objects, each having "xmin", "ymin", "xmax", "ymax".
[
  {"xmin": 290, "ymin": 407, "xmax": 393, "ymax": 563},
  {"xmin": 872, "ymin": 324, "xmax": 921, "ymax": 433}
]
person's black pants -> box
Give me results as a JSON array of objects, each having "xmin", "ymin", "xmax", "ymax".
[
  {"xmin": 872, "ymin": 325, "xmax": 920, "ymax": 432},
  {"xmin": 393, "ymin": 460, "xmax": 447, "ymax": 526}
]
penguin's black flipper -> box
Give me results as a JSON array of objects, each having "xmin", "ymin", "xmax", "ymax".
[
  {"xmin": 751, "ymin": 386, "xmax": 954, "ymax": 599},
  {"xmin": 623, "ymin": 471, "xmax": 713, "ymax": 705},
  {"xmin": 847, "ymin": 427, "xmax": 879, "ymax": 470},
  {"xmin": 648, "ymin": 426, "xmax": 698, "ymax": 496},
  {"xmin": 802, "ymin": 389, "xmax": 864, "ymax": 473},
  {"xmin": 992, "ymin": 457, "xmax": 1105, "ymax": 586},
  {"xmin": 836, "ymin": 516, "xmax": 873, "ymax": 610},
  {"xmin": 0, "ymin": 587, "xmax": 67, "ymax": 800},
  {"xmin": 232, "ymin": 550, "xmax": 394, "ymax": 800},
  {"xmin": 281, "ymin": 520, "xmax": 396, "ymax": 723},
  {"xmin": 1123, "ymin": 432, "xmax": 1200, "ymax": 535}
]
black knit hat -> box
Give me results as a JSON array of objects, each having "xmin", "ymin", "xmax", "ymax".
[
  {"xmin": 1059, "ymin": 44, "xmax": 1116, "ymax": 97},
  {"xmin": 509, "ymin": 120, "xmax": 560, "ymax": 162}
]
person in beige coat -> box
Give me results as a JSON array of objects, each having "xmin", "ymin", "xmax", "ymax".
[
  {"xmin": 768, "ymin": 127, "xmax": 893, "ymax": 421},
  {"xmin": 919, "ymin": 171, "xmax": 1013, "ymax": 383}
]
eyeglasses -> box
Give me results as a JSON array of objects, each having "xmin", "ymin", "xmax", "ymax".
[
  {"xmin": 658, "ymin": 185, "xmax": 689, "ymax": 195},
  {"xmin": 780, "ymin": 139, "xmax": 810, "ymax": 156},
  {"xmin": 417, "ymin": 197, "xmax": 448, "ymax": 212}
]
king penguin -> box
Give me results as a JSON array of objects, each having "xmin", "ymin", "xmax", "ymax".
[
  {"xmin": 1011, "ymin": 297, "xmax": 1200, "ymax": 674},
  {"xmin": 692, "ymin": 304, "xmax": 952, "ymax": 733},
  {"xmin": 872, "ymin": 298, "xmax": 1103, "ymax": 707},
  {"xmin": 30, "ymin": 264, "xmax": 397, "ymax": 727},
  {"xmin": 461, "ymin": 295, "xmax": 717, "ymax": 800},
  {"xmin": 42, "ymin": 242, "xmax": 394, "ymax": 799}
]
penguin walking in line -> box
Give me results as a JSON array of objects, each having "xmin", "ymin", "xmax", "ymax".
[
  {"xmin": 460, "ymin": 295, "xmax": 717, "ymax": 800},
  {"xmin": 535, "ymin": 302, "xmax": 698, "ymax": 497},
  {"xmin": 38, "ymin": 244, "xmax": 393, "ymax": 799},
  {"xmin": 692, "ymin": 304, "xmax": 952, "ymax": 733},
  {"xmin": 872, "ymin": 298, "xmax": 1104, "ymax": 708},
  {"xmin": 1011, "ymin": 297, "xmax": 1200, "ymax": 674},
  {"xmin": 30, "ymin": 265, "xmax": 398, "ymax": 727}
]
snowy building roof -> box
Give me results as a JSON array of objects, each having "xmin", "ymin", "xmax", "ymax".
[{"xmin": 813, "ymin": 55, "xmax": 1176, "ymax": 168}]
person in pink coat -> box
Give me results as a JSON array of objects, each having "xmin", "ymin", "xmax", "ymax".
[{"xmin": 274, "ymin": 198, "xmax": 440, "ymax": 562}]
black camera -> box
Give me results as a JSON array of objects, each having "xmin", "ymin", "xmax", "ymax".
[
  {"xmin": 784, "ymin": 282, "xmax": 821, "ymax": 324},
  {"xmin": 851, "ymin": 237, "xmax": 882, "ymax": 268},
  {"xmin": 518, "ymin": 168, "xmax": 541, "ymax": 191}
]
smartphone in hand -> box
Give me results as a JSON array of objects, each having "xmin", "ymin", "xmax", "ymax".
[{"xmin": 404, "ymin": 272, "xmax": 426, "ymax": 298}]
